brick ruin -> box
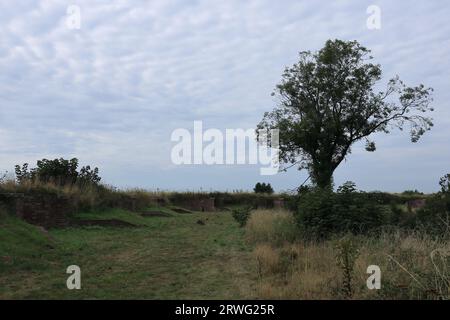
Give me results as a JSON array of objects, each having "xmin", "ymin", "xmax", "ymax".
[
  {"xmin": 0, "ymin": 191, "xmax": 286, "ymax": 228},
  {"xmin": 172, "ymin": 197, "xmax": 285, "ymax": 212},
  {"xmin": 176, "ymin": 197, "xmax": 216, "ymax": 212},
  {"xmin": 273, "ymin": 198, "xmax": 285, "ymax": 209},
  {"xmin": 0, "ymin": 193, "xmax": 70, "ymax": 228}
]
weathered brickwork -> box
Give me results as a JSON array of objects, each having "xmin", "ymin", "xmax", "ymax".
[
  {"xmin": 176, "ymin": 197, "xmax": 216, "ymax": 212},
  {"xmin": 1, "ymin": 193, "xmax": 70, "ymax": 228}
]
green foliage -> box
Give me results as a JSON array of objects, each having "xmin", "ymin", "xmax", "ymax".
[
  {"xmin": 232, "ymin": 207, "xmax": 252, "ymax": 227},
  {"xmin": 402, "ymin": 189, "xmax": 423, "ymax": 195},
  {"xmin": 253, "ymin": 182, "xmax": 274, "ymax": 194},
  {"xmin": 334, "ymin": 236, "xmax": 360, "ymax": 298},
  {"xmin": 167, "ymin": 191, "xmax": 289, "ymax": 210},
  {"xmin": 15, "ymin": 158, "xmax": 101, "ymax": 187},
  {"xmin": 336, "ymin": 181, "xmax": 357, "ymax": 193},
  {"xmin": 257, "ymin": 39, "xmax": 434, "ymax": 188},
  {"xmin": 0, "ymin": 209, "xmax": 252, "ymax": 299},
  {"xmin": 416, "ymin": 174, "xmax": 450, "ymax": 237},
  {"xmin": 296, "ymin": 182, "xmax": 389, "ymax": 238}
]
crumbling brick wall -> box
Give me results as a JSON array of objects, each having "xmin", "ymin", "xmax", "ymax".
[
  {"xmin": 176, "ymin": 197, "xmax": 215, "ymax": 212},
  {"xmin": 273, "ymin": 198, "xmax": 285, "ymax": 209},
  {"xmin": 14, "ymin": 193, "xmax": 70, "ymax": 228}
]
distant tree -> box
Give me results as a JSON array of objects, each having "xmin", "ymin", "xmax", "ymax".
[
  {"xmin": 254, "ymin": 182, "xmax": 274, "ymax": 194},
  {"xmin": 402, "ymin": 189, "xmax": 423, "ymax": 195},
  {"xmin": 337, "ymin": 181, "xmax": 358, "ymax": 194},
  {"xmin": 257, "ymin": 39, "xmax": 434, "ymax": 189}
]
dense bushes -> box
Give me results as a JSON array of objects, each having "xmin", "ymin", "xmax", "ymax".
[
  {"xmin": 15, "ymin": 158, "xmax": 101, "ymax": 187},
  {"xmin": 416, "ymin": 174, "xmax": 450, "ymax": 237},
  {"xmin": 416, "ymin": 195, "xmax": 449, "ymax": 235},
  {"xmin": 296, "ymin": 182, "xmax": 390, "ymax": 238},
  {"xmin": 295, "ymin": 176, "xmax": 450, "ymax": 239}
]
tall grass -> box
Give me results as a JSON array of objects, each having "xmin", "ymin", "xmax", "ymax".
[
  {"xmin": 245, "ymin": 209, "xmax": 298, "ymax": 245},
  {"xmin": 243, "ymin": 208, "xmax": 450, "ymax": 300},
  {"xmin": 0, "ymin": 179, "xmax": 164, "ymax": 214}
]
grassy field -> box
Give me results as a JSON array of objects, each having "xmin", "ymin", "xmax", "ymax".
[
  {"xmin": 0, "ymin": 208, "xmax": 257, "ymax": 299},
  {"xmin": 1, "ymin": 207, "xmax": 448, "ymax": 299}
]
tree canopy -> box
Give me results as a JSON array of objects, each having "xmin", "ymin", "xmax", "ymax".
[{"xmin": 257, "ymin": 39, "xmax": 434, "ymax": 188}]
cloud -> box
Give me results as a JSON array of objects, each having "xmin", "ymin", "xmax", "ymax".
[{"xmin": 0, "ymin": 0, "xmax": 449, "ymax": 192}]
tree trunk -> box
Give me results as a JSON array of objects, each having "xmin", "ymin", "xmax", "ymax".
[{"xmin": 310, "ymin": 163, "xmax": 334, "ymax": 190}]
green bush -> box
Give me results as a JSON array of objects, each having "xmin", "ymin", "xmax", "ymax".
[
  {"xmin": 15, "ymin": 158, "xmax": 101, "ymax": 187},
  {"xmin": 296, "ymin": 182, "xmax": 389, "ymax": 238},
  {"xmin": 416, "ymin": 195, "xmax": 449, "ymax": 237},
  {"xmin": 415, "ymin": 174, "xmax": 450, "ymax": 238},
  {"xmin": 232, "ymin": 207, "xmax": 252, "ymax": 227}
]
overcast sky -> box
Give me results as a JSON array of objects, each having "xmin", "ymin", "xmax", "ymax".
[{"xmin": 0, "ymin": 0, "xmax": 449, "ymax": 192}]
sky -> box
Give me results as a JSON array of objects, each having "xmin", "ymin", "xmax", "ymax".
[{"xmin": 0, "ymin": 0, "xmax": 449, "ymax": 193}]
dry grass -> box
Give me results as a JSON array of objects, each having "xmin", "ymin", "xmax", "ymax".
[
  {"xmin": 245, "ymin": 209, "xmax": 298, "ymax": 245},
  {"xmin": 0, "ymin": 179, "xmax": 163, "ymax": 213},
  {"xmin": 243, "ymin": 209, "xmax": 450, "ymax": 300}
]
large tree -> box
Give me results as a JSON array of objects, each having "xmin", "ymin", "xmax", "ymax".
[{"xmin": 257, "ymin": 39, "xmax": 434, "ymax": 189}]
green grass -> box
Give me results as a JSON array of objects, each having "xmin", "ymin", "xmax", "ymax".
[{"xmin": 0, "ymin": 209, "xmax": 257, "ymax": 299}]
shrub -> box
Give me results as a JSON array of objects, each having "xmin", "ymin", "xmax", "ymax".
[
  {"xmin": 232, "ymin": 206, "xmax": 252, "ymax": 227},
  {"xmin": 334, "ymin": 235, "xmax": 360, "ymax": 298},
  {"xmin": 245, "ymin": 209, "xmax": 298, "ymax": 245},
  {"xmin": 416, "ymin": 174, "xmax": 450, "ymax": 238},
  {"xmin": 15, "ymin": 158, "xmax": 101, "ymax": 187},
  {"xmin": 416, "ymin": 195, "xmax": 449, "ymax": 237},
  {"xmin": 296, "ymin": 183, "xmax": 389, "ymax": 238}
]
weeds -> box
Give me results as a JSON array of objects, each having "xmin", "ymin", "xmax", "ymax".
[
  {"xmin": 244, "ymin": 209, "xmax": 450, "ymax": 300},
  {"xmin": 245, "ymin": 209, "xmax": 298, "ymax": 245},
  {"xmin": 334, "ymin": 236, "xmax": 360, "ymax": 299},
  {"xmin": 232, "ymin": 207, "xmax": 252, "ymax": 227}
]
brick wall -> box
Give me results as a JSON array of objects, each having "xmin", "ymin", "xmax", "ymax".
[
  {"xmin": 177, "ymin": 197, "xmax": 216, "ymax": 212},
  {"xmin": 1, "ymin": 193, "xmax": 70, "ymax": 228}
]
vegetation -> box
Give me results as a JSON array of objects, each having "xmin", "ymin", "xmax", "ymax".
[
  {"xmin": 416, "ymin": 174, "xmax": 450, "ymax": 236},
  {"xmin": 334, "ymin": 236, "xmax": 360, "ymax": 298},
  {"xmin": 296, "ymin": 182, "xmax": 389, "ymax": 238},
  {"xmin": 253, "ymin": 182, "xmax": 274, "ymax": 194},
  {"xmin": 0, "ymin": 179, "xmax": 448, "ymax": 299},
  {"xmin": 245, "ymin": 209, "xmax": 298, "ymax": 245},
  {"xmin": 232, "ymin": 207, "xmax": 252, "ymax": 227},
  {"xmin": 0, "ymin": 37, "xmax": 446, "ymax": 300},
  {"xmin": 245, "ymin": 209, "xmax": 449, "ymax": 300},
  {"xmin": 257, "ymin": 39, "xmax": 434, "ymax": 188},
  {"xmin": 15, "ymin": 158, "xmax": 101, "ymax": 187},
  {"xmin": 0, "ymin": 208, "xmax": 254, "ymax": 299}
]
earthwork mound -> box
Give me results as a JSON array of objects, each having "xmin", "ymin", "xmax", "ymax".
[
  {"xmin": 70, "ymin": 219, "xmax": 138, "ymax": 228},
  {"xmin": 140, "ymin": 210, "xmax": 172, "ymax": 217},
  {"xmin": 171, "ymin": 207, "xmax": 193, "ymax": 214}
]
